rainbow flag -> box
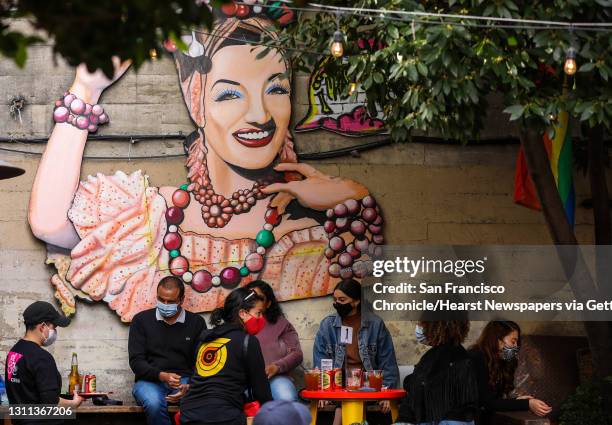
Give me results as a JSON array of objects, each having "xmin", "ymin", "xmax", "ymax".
[{"xmin": 514, "ymin": 111, "xmax": 575, "ymax": 226}]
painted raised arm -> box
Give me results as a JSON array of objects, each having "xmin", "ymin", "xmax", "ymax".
[{"xmin": 28, "ymin": 57, "xmax": 131, "ymax": 249}]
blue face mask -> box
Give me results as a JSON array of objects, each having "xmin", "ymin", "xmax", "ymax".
[
  {"xmin": 415, "ymin": 324, "xmax": 428, "ymax": 345},
  {"xmin": 157, "ymin": 302, "xmax": 179, "ymax": 318}
]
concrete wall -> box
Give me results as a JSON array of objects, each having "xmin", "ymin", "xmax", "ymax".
[{"xmin": 0, "ymin": 38, "xmax": 603, "ymax": 402}]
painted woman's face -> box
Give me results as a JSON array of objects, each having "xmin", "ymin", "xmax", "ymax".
[{"xmin": 204, "ymin": 44, "xmax": 291, "ymax": 169}]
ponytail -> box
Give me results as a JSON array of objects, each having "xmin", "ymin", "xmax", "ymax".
[
  {"xmin": 210, "ymin": 287, "xmax": 263, "ymax": 327},
  {"xmin": 209, "ymin": 307, "xmax": 226, "ymax": 327}
]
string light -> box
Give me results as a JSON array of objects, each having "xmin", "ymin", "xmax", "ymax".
[
  {"xmin": 330, "ymin": 11, "xmax": 344, "ymax": 58},
  {"xmin": 237, "ymin": 2, "xmax": 612, "ymax": 32},
  {"xmin": 331, "ymin": 31, "xmax": 344, "ymax": 57},
  {"xmin": 349, "ymin": 82, "xmax": 357, "ymax": 95},
  {"xmin": 307, "ymin": 2, "xmax": 612, "ymax": 30},
  {"xmin": 564, "ymin": 46, "xmax": 577, "ymax": 76},
  {"xmin": 149, "ymin": 48, "xmax": 158, "ymax": 59}
]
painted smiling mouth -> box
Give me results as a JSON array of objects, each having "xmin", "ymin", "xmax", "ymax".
[{"xmin": 232, "ymin": 128, "xmax": 276, "ymax": 148}]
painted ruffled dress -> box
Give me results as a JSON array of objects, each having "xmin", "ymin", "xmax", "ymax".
[{"xmin": 48, "ymin": 170, "xmax": 332, "ymax": 322}]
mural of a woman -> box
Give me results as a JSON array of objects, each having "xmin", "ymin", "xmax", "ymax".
[{"xmin": 28, "ymin": 5, "xmax": 383, "ymax": 322}]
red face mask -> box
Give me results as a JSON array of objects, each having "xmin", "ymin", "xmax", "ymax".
[{"xmin": 244, "ymin": 315, "xmax": 265, "ymax": 335}]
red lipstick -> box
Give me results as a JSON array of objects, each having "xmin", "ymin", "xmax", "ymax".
[{"xmin": 232, "ymin": 128, "xmax": 275, "ymax": 148}]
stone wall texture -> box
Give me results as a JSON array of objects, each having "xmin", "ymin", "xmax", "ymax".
[{"xmin": 0, "ymin": 33, "xmax": 603, "ymax": 403}]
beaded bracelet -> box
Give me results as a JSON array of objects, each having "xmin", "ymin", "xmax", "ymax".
[
  {"xmin": 324, "ymin": 195, "xmax": 383, "ymax": 280},
  {"xmin": 52, "ymin": 92, "xmax": 109, "ymax": 132}
]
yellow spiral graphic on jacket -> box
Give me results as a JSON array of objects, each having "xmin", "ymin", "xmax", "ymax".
[{"xmin": 196, "ymin": 338, "xmax": 230, "ymax": 377}]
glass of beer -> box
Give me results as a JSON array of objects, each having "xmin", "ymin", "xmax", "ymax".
[
  {"xmin": 304, "ymin": 369, "xmax": 321, "ymax": 391},
  {"xmin": 367, "ymin": 370, "xmax": 383, "ymax": 391},
  {"xmin": 346, "ymin": 368, "xmax": 363, "ymax": 391}
]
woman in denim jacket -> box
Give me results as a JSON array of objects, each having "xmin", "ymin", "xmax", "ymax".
[{"xmin": 313, "ymin": 279, "xmax": 400, "ymax": 424}]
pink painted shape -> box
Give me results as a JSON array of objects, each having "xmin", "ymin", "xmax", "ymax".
[
  {"xmin": 296, "ymin": 106, "xmax": 386, "ymax": 135},
  {"xmin": 7, "ymin": 351, "xmax": 23, "ymax": 381}
]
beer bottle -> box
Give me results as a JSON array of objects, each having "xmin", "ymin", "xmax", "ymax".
[{"xmin": 68, "ymin": 352, "xmax": 81, "ymax": 395}]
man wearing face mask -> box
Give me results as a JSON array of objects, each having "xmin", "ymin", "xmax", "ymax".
[
  {"xmin": 5, "ymin": 301, "xmax": 83, "ymax": 424},
  {"xmin": 128, "ymin": 276, "xmax": 206, "ymax": 425}
]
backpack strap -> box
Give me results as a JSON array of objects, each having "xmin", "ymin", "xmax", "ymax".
[
  {"xmin": 243, "ymin": 334, "xmax": 253, "ymax": 401},
  {"xmin": 243, "ymin": 334, "xmax": 250, "ymax": 359}
]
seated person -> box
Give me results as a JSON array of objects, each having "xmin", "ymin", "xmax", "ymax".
[
  {"xmin": 395, "ymin": 321, "xmax": 479, "ymax": 425},
  {"xmin": 129, "ymin": 276, "xmax": 206, "ymax": 425},
  {"xmin": 246, "ymin": 280, "xmax": 304, "ymax": 401},
  {"xmin": 179, "ymin": 287, "xmax": 272, "ymax": 425},
  {"xmin": 5, "ymin": 301, "xmax": 83, "ymax": 416},
  {"xmin": 468, "ymin": 321, "xmax": 552, "ymax": 421},
  {"xmin": 314, "ymin": 278, "xmax": 399, "ymax": 424}
]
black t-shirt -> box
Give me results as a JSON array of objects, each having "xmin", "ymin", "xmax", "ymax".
[
  {"xmin": 4, "ymin": 339, "xmax": 62, "ymax": 425},
  {"xmin": 180, "ymin": 324, "xmax": 272, "ymax": 424}
]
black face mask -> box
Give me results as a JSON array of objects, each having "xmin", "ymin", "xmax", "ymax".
[{"xmin": 333, "ymin": 302, "xmax": 353, "ymax": 318}]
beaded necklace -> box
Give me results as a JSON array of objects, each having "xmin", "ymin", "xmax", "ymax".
[{"xmin": 163, "ymin": 183, "xmax": 281, "ymax": 293}]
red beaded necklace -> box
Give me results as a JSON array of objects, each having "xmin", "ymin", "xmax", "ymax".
[
  {"xmin": 163, "ymin": 182, "xmax": 282, "ymax": 293},
  {"xmin": 192, "ymin": 179, "xmax": 268, "ymax": 229}
]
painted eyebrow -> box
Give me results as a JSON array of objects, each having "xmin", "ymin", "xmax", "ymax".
[
  {"xmin": 267, "ymin": 73, "xmax": 286, "ymax": 82},
  {"xmin": 212, "ymin": 79, "xmax": 240, "ymax": 89}
]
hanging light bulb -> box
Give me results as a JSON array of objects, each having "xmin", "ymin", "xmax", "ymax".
[
  {"xmin": 564, "ymin": 46, "xmax": 577, "ymax": 76},
  {"xmin": 330, "ymin": 11, "xmax": 344, "ymax": 58},
  {"xmin": 349, "ymin": 82, "xmax": 357, "ymax": 95},
  {"xmin": 149, "ymin": 48, "xmax": 158, "ymax": 60},
  {"xmin": 331, "ymin": 30, "xmax": 344, "ymax": 58}
]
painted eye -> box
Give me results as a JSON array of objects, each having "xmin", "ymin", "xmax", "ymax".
[
  {"xmin": 266, "ymin": 84, "xmax": 290, "ymax": 95},
  {"xmin": 215, "ymin": 89, "xmax": 242, "ymax": 102}
]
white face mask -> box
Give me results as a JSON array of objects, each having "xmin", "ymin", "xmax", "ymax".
[{"xmin": 42, "ymin": 324, "xmax": 57, "ymax": 347}]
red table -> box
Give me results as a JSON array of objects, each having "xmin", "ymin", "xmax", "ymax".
[{"xmin": 301, "ymin": 389, "xmax": 406, "ymax": 425}]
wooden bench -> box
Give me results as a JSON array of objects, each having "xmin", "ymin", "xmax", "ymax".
[{"xmin": 76, "ymin": 404, "xmax": 178, "ymax": 413}]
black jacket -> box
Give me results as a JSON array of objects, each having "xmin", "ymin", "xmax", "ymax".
[
  {"xmin": 180, "ymin": 323, "xmax": 272, "ymax": 424},
  {"xmin": 398, "ymin": 343, "xmax": 479, "ymax": 423},
  {"xmin": 128, "ymin": 308, "xmax": 206, "ymax": 382},
  {"xmin": 468, "ymin": 350, "xmax": 529, "ymax": 413}
]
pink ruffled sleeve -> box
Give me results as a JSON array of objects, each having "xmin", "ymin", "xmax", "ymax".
[{"xmin": 66, "ymin": 170, "xmax": 167, "ymax": 321}]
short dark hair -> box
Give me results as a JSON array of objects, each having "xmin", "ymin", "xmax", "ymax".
[
  {"xmin": 246, "ymin": 280, "xmax": 283, "ymax": 324},
  {"xmin": 157, "ymin": 276, "xmax": 185, "ymax": 299},
  {"xmin": 26, "ymin": 323, "xmax": 39, "ymax": 331}
]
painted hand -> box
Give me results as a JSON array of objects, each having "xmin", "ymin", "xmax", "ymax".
[
  {"xmin": 71, "ymin": 56, "xmax": 132, "ymax": 102},
  {"xmin": 262, "ymin": 163, "xmax": 369, "ymax": 212}
]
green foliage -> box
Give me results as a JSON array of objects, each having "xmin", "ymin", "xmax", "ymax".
[
  {"xmin": 2, "ymin": 0, "xmax": 610, "ymax": 138},
  {"xmin": 0, "ymin": 0, "xmax": 223, "ymax": 77},
  {"xmin": 274, "ymin": 0, "xmax": 612, "ymax": 141},
  {"xmin": 559, "ymin": 377, "xmax": 612, "ymax": 425},
  {"xmin": 0, "ymin": 21, "xmax": 41, "ymax": 67}
]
